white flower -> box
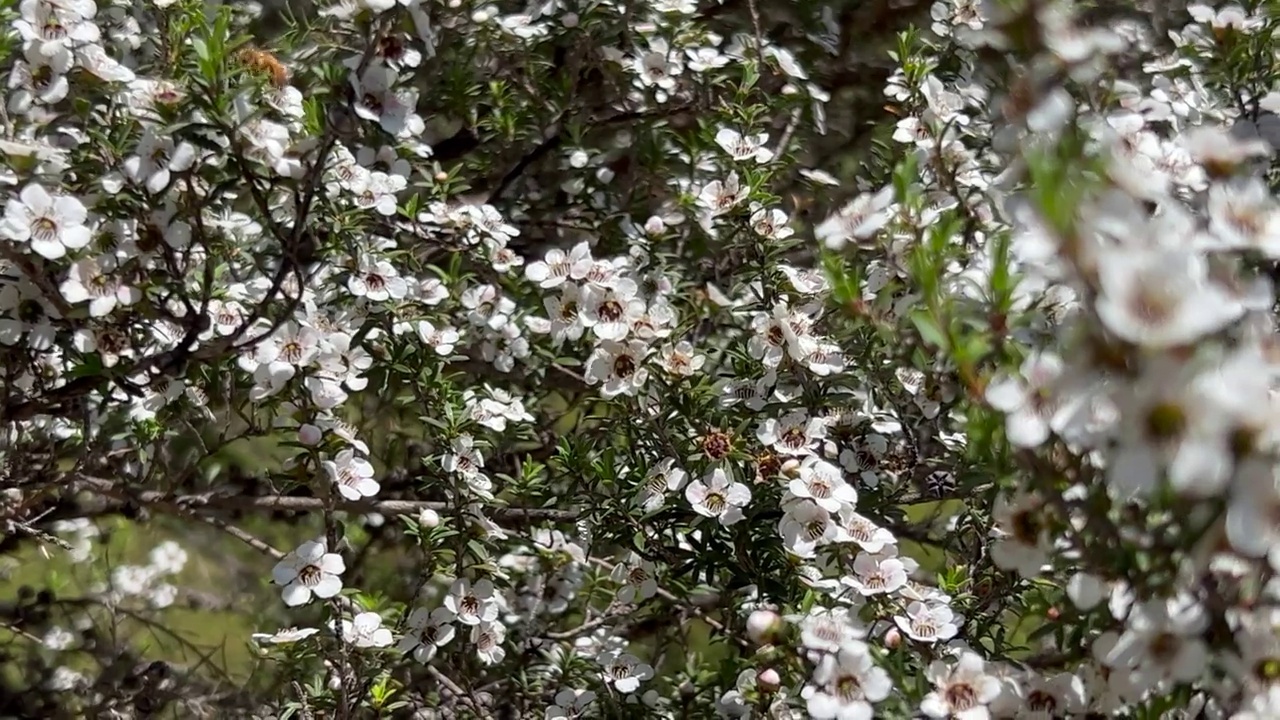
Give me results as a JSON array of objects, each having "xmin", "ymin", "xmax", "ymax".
[
  {"xmin": 1019, "ymin": 671, "xmax": 1088, "ymax": 718},
  {"xmin": 1102, "ymin": 595, "xmax": 1208, "ymax": 690},
  {"xmin": 656, "ymin": 341, "xmax": 705, "ymax": 377},
  {"xmin": 271, "ymin": 540, "xmax": 345, "ymax": 607},
  {"xmin": 920, "ymin": 651, "xmax": 1003, "ymax": 720},
  {"xmin": 894, "ymin": 601, "xmax": 960, "ymax": 644},
  {"xmin": 348, "ymin": 255, "xmax": 409, "ymax": 301},
  {"xmin": 444, "ymin": 578, "xmax": 500, "ymax": 626},
  {"xmin": 581, "ymin": 280, "xmax": 643, "ymax": 341},
  {"xmin": 415, "ymin": 319, "xmax": 461, "ymax": 355},
  {"xmin": 59, "ymin": 256, "xmax": 140, "ymax": 317},
  {"xmin": 442, "ymin": 434, "xmax": 485, "ymax": 480},
  {"xmin": 341, "ymin": 611, "xmax": 395, "ymax": 648},
  {"xmin": 1094, "ymin": 246, "xmax": 1243, "ymax": 349},
  {"xmin": 584, "ymin": 340, "xmax": 650, "ymax": 398},
  {"xmin": 636, "ymin": 458, "xmax": 687, "ymax": 511},
  {"xmin": 1181, "ymin": 124, "xmax": 1271, "ymax": 177},
  {"xmin": 816, "ymin": 186, "xmax": 895, "ymax": 249},
  {"xmin": 611, "ymin": 555, "xmax": 659, "ymax": 603},
  {"xmin": 1227, "ymin": 460, "xmax": 1280, "ymax": 570},
  {"xmin": 715, "ymin": 128, "xmax": 774, "ymax": 164},
  {"xmin": 546, "ymin": 688, "xmax": 597, "ymax": 719},
  {"xmin": 788, "ymin": 456, "xmax": 857, "ymax": 512},
  {"xmin": 837, "ymin": 509, "xmax": 897, "ymax": 553},
  {"xmin": 697, "ymin": 172, "xmax": 747, "ymax": 217},
  {"xmin": 685, "ymin": 468, "xmax": 752, "ymax": 526},
  {"xmin": 397, "ymin": 606, "xmax": 457, "ymax": 663},
  {"xmin": 1, "ymin": 183, "xmax": 92, "ymax": 259},
  {"xmin": 123, "ymin": 130, "xmax": 197, "ymax": 194},
  {"xmin": 803, "ymin": 640, "xmax": 893, "ymax": 720},
  {"xmin": 758, "ymin": 410, "xmax": 828, "ymax": 456},
  {"xmin": 252, "ymin": 627, "xmax": 320, "ymax": 644},
  {"xmin": 349, "ymin": 62, "xmax": 422, "ymax": 137},
  {"xmin": 843, "ymin": 551, "xmax": 909, "ymax": 596},
  {"xmin": 983, "ymin": 352, "xmax": 1076, "ymax": 448},
  {"xmin": 597, "ymin": 650, "xmax": 654, "ymax": 694},
  {"xmin": 472, "ymin": 620, "xmax": 506, "ymax": 665},
  {"xmin": 1206, "ymin": 178, "xmax": 1280, "ymax": 253},
  {"xmin": 526, "ymin": 242, "xmax": 590, "ymax": 288},
  {"xmin": 988, "ymin": 493, "xmax": 1050, "ymax": 578},
  {"xmin": 149, "ymin": 541, "xmax": 188, "ymax": 575},
  {"xmin": 799, "ymin": 607, "xmax": 865, "ymax": 655},
  {"xmin": 634, "ymin": 38, "xmax": 682, "ymax": 91},
  {"xmin": 779, "ymin": 499, "xmax": 838, "ymax": 558},
  {"xmin": 750, "ymin": 206, "xmax": 794, "ymax": 240},
  {"xmin": 323, "ymin": 449, "xmax": 380, "ymax": 501}
]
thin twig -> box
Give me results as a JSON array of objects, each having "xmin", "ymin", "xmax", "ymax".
[{"xmin": 427, "ymin": 665, "xmax": 495, "ymax": 720}]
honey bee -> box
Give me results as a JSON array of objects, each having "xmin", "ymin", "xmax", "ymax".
[{"xmin": 236, "ymin": 47, "xmax": 290, "ymax": 88}]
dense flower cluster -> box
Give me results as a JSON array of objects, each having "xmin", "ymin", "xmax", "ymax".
[{"xmin": 5, "ymin": 0, "xmax": 1280, "ymax": 718}]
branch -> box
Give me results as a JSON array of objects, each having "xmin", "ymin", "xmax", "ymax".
[{"xmin": 70, "ymin": 475, "xmax": 579, "ymax": 523}]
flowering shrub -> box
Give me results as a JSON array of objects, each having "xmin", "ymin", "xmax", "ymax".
[{"xmin": 5, "ymin": 0, "xmax": 1280, "ymax": 717}]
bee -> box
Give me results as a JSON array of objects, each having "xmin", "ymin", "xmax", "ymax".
[{"xmin": 236, "ymin": 47, "xmax": 290, "ymax": 88}]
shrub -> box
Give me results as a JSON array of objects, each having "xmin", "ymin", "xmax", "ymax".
[{"xmin": 1, "ymin": 0, "xmax": 1278, "ymax": 718}]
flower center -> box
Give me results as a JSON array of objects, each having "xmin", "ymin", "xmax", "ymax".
[
  {"xmin": 911, "ymin": 616, "xmax": 938, "ymax": 639},
  {"xmin": 781, "ymin": 427, "xmax": 807, "ymax": 449},
  {"xmin": 835, "ymin": 675, "xmax": 863, "ymax": 702},
  {"xmin": 281, "ymin": 341, "xmax": 305, "ymax": 364},
  {"xmin": 703, "ymin": 492, "xmax": 726, "ymax": 513},
  {"xmin": 945, "ymin": 682, "xmax": 978, "ymax": 711},
  {"xmin": 460, "ymin": 595, "xmax": 480, "ymax": 616},
  {"xmin": 598, "ymin": 299, "xmax": 623, "ymax": 322},
  {"xmin": 1027, "ymin": 690, "xmax": 1057, "ymax": 712},
  {"xmin": 298, "ymin": 564, "xmax": 322, "ymax": 586},
  {"xmin": 31, "ymin": 217, "xmax": 59, "ymax": 243},
  {"xmin": 803, "ymin": 520, "xmax": 826, "ymax": 541},
  {"xmin": 808, "ymin": 479, "xmax": 832, "ymax": 499},
  {"xmin": 613, "ymin": 354, "xmax": 637, "ymax": 378}
]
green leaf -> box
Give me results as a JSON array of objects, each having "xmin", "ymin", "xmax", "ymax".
[{"xmin": 909, "ymin": 309, "xmax": 950, "ymax": 351}]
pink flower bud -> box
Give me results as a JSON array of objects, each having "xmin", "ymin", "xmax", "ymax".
[
  {"xmin": 756, "ymin": 668, "xmax": 781, "ymax": 693},
  {"xmin": 746, "ymin": 609, "xmax": 782, "ymax": 644},
  {"xmin": 884, "ymin": 627, "xmax": 902, "ymax": 649}
]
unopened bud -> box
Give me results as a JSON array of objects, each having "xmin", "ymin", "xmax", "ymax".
[
  {"xmin": 434, "ymin": 171, "xmax": 449, "ymax": 183},
  {"xmin": 298, "ymin": 424, "xmax": 322, "ymax": 446},
  {"xmin": 780, "ymin": 460, "xmax": 802, "ymax": 479},
  {"xmin": 746, "ymin": 609, "xmax": 782, "ymax": 645},
  {"xmin": 756, "ymin": 668, "xmax": 781, "ymax": 693},
  {"xmin": 418, "ymin": 508, "xmax": 441, "ymax": 529},
  {"xmin": 884, "ymin": 627, "xmax": 902, "ymax": 649}
]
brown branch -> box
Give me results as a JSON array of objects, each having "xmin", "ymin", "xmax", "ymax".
[{"xmin": 70, "ymin": 475, "xmax": 578, "ymax": 523}]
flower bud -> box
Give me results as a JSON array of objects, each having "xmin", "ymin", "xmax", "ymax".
[
  {"xmin": 746, "ymin": 609, "xmax": 782, "ymax": 645},
  {"xmin": 883, "ymin": 627, "xmax": 902, "ymax": 649},
  {"xmin": 756, "ymin": 668, "xmax": 781, "ymax": 693},
  {"xmin": 298, "ymin": 424, "xmax": 322, "ymax": 446},
  {"xmin": 780, "ymin": 459, "xmax": 802, "ymax": 479},
  {"xmin": 418, "ymin": 508, "xmax": 441, "ymax": 529}
]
